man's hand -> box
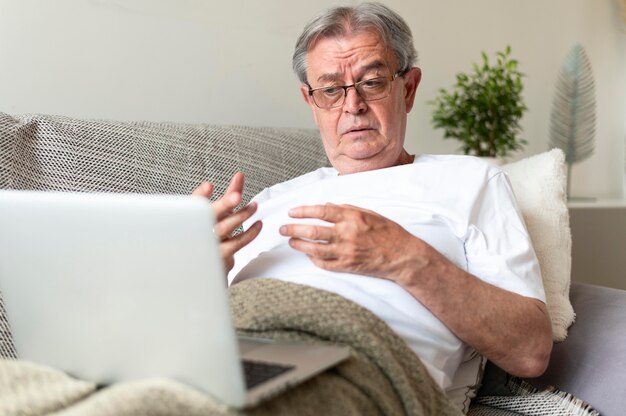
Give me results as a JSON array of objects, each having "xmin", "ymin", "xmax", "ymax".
[
  {"xmin": 279, "ymin": 203, "xmax": 423, "ymax": 281},
  {"xmin": 192, "ymin": 172, "xmax": 262, "ymax": 274}
]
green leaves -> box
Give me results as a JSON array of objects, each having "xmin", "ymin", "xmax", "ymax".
[{"xmin": 430, "ymin": 46, "xmax": 527, "ymax": 158}]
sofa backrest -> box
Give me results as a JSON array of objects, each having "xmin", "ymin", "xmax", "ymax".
[
  {"xmin": 0, "ymin": 112, "xmax": 330, "ymax": 358},
  {"xmin": 0, "ymin": 112, "xmax": 329, "ymax": 202}
]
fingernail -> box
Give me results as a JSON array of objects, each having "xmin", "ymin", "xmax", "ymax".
[{"xmin": 279, "ymin": 225, "xmax": 287, "ymax": 235}]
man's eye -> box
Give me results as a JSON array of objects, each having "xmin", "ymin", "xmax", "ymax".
[
  {"xmin": 321, "ymin": 87, "xmax": 342, "ymax": 97},
  {"xmin": 361, "ymin": 79, "xmax": 385, "ymax": 89}
]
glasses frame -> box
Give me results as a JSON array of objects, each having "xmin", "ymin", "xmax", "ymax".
[{"xmin": 307, "ymin": 70, "xmax": 406, "ymax": 109}]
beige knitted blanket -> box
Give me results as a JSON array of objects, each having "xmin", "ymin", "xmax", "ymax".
[{"xmin": 0, "ymin": 278, "xmax": 461, "ymax": 416}]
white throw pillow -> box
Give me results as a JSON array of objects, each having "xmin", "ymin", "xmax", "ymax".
[{"xmin": 502, "ymin": 149, "xmax": 574, "ymax": 341}]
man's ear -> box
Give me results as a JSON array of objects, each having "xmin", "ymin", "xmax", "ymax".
[
  {"xmin": 300, "ymin": 84, "xmax": 321, "ymax": 127},
  {"xmin": 300, "ymin": 84, "xmax": 315, "ymax": 108},
  {"xmin": 403, "ymin": 67, "xmax": 422, "ymax": 113}
]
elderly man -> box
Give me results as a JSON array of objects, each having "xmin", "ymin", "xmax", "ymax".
[{"xmin": 194, "ymin": 2, "xmax": 552, "ymax": 411}]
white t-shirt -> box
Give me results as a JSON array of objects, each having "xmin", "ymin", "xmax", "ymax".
[{"xmin": 229, "ymin": 154, "xmax": 545, "ymax": 412}]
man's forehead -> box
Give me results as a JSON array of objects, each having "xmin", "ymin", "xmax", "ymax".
[
  {"xmin": 306, "ymin": 32, "xmax": 396, "ymax": 82},
  {"xmin": 310, "ymin": 60, "xmax": 387, "ymax": 84}
]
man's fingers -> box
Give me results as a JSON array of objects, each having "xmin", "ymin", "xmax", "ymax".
[
  {"xmin": 220, "ymin": 221, "xmax": 262, "ymax": 257},
  {"xmin": 213, "ymin": 172, "xmax": 247, "ymax": 221},
  {"xmin": 288, "ymin": 203, "xmax": 343, "ymax": 223},
  {"xmin": 195, "ymin": 173, "xmax": 245, "ymax": 221},
  {"xmin": 214, "ymin": 202, "xmax": 258, "ymax": 240},
  {"xmin": 279, "ymin": 223, "xmax": 334, "ymax": 242},
  {"xmin": 212, "ymin": 191, "xmax": 243, "ymax": 221},
  {"xmin": 192, "ymin": 181, "xmax": 214, "ymax": 198},
  {"xmin": 287, "ymin": 238, "xmax": 337, "ymax": 259},
  {"xmin": 225, "ymin": 172, "xmax": 245, "ymax": 195}
]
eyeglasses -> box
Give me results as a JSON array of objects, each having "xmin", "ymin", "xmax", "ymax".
[{"xmin": 307, "ymin": 71, "xmax": 404, "ymax": 109}]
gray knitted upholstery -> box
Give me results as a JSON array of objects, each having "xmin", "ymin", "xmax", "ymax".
[
  {"xmin": 0, "ymin": 112, "xmax": 328, "ymax": 200},
  {"xmin": 0, "ymin": 112, "xmax": 329, "ymax": 359}
]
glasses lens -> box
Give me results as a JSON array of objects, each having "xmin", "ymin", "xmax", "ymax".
[
  {"xmin": 355, "ymin": 77, "xmax": 391, "ymax": 101},
  {"xmin": 310, "ymin": 75, "xmax": 393, "ymax": 109},
  {"xmin": 312, "ymin": 87, "xmax": 344, "ymax": 109}
]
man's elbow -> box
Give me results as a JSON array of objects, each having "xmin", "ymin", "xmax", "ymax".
[
  {"xmin": 518, "ymin": 344, "xmax": 552, "ymax": 378},
  {"xmin": 513, "ymin": 326, "xmax": 553, "ymax": 378}
]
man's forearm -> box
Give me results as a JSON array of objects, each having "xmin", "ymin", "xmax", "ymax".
[{"xmin": 396, "ymin": 239, "xmax": 553, "ymax": 378}]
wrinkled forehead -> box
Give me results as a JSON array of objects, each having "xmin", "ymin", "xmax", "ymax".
[{"xmin": 306, "ymin": 29, "xmax": 398, "ymax": 82}]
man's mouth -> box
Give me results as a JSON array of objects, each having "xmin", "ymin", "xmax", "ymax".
[{"xmin": 344, "ymin": 126, "xmax": 374, "ymax": 134}]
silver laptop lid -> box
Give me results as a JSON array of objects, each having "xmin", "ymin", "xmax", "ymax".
[{"xmin": 0, "ymin": 190, "xmax": 248, "ymax": 406}]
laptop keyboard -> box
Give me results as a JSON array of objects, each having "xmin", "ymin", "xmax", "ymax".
[{"xmin": 242, "ymin": 359, "xmax": 295, "ymax": 389}]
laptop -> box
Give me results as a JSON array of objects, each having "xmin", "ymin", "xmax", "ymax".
[{"xmin": 0, "ymin": 190, "xmax": 349, "ymax": 408}]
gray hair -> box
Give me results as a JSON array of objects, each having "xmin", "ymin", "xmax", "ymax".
[{"xmin": 292, "ymin": 2, "xmax": 417, "ymax": 84}]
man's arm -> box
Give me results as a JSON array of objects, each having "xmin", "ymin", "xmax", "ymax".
[
  {"xmin": 279, "ymin": 203, "xmax": 553, "ymax": 377},
  {"xmin": 399, "ymin": 238, "xmax": 552, "ymax": 377}
]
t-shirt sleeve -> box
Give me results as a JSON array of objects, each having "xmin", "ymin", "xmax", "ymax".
[{"xmin": 464, "ymin": 171, "xmax": 546, "ymax": 302}]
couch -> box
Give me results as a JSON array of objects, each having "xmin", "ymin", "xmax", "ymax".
[{"xmin": 1, "ymin": 112, "xmax": 625, "ymax": 415}]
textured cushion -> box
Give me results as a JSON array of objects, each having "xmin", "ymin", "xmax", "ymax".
[
  {"xmin": 0, "ymin": 112, "xmax": 329, "ymax": 202},
  {"xmin": 502, "ymin": 149, "xmax": 574, "ymax": 341}
]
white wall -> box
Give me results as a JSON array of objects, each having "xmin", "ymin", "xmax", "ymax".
[{"xmin": 1, "ymin": 0, "xmax": 625, "ymax": 198}]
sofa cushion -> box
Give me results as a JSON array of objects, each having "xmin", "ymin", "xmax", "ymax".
[
  {"xmin": 0, "ymin": 112, "xmax": 329, "ymax": 203},
  {"xmin": 502, "ymin": 149, "xmax": 574, "ymax": 341}
]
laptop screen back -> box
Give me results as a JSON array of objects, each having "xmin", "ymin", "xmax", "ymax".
[{"xmin": 0, "ymin": 191, "xmax": 247, "ymax": 405}]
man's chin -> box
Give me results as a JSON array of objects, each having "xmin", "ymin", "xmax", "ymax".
[
  {"xmin": 341, "ymin": 142, "xmax": 386, "ymax": 160},
  {"xmin": 332, "ymin": 151, "xmax": 391, "ymax": 174},
  {"xmin": 341, "ymin": 150, "xmax": 379, "ymax": 162}
]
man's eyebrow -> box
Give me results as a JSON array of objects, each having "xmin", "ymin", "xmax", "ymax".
[
  {"xmin": 316, "ymin": 73, "xmax": 343, "ymax": 84},
  {"xmin": 360, "ymin": 61, "xmax": 388, "ymax": 74},
  {"xmin": 315, "ymin": 61, "xmax": 389, "ymax": 84}
]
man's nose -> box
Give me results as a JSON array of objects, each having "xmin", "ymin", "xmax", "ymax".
[{"xmin": 343, "ymin": 86, "xmax": 367, "ymax": 114}]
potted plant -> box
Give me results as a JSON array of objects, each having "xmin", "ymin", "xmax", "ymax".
[{"xmin": 430, "ymin": 46, "xmax": 527, "ymax": 159}]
